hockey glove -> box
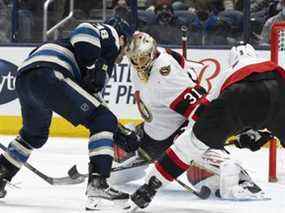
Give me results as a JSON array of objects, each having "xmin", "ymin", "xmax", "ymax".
[
  {"xmin": 113, "ymin": 125, "xmax": 141, "ymax": 153},
  {"xmin": 234, "ymin": 129, "xmax": 274, "ymax": 152},
  {"xmin": 130, "ymin": 176, "xmax": 162, "ymax": 209},
  {"xmin": 81, "ymin": 58, "xmax": 109, "ymax": 94}
]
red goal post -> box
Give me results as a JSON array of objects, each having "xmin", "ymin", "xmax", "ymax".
[{"xmin": 269, "ymin": 21, "xmax": 285, "ymax": 182}]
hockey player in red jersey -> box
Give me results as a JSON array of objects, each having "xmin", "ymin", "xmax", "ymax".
[{"xmin": 124, "ymin": 33, "xmax": 283, "ymax": 210}]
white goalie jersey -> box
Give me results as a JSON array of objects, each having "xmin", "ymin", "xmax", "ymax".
[
  {"xmin": 131, "ymin": 51, "xmax": 206, "ymax": 140},
  {"xmin": 131, "ymin": 49, "xmax": 268, "ymax": 141}
]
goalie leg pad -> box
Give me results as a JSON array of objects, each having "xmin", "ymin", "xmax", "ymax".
[
  {"xmin": 171, "ymin": 129, "xmax": 209, "ymax": 166},
  {"xmin": 219, "ymin": 160, "xmax": 241, "ymax": 199},
  {"xmin": 108, "ymin": 154, "xmax": 147, "ymax": 185}
]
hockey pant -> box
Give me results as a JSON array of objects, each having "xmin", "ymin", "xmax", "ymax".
[{"xmin": 2, "ymin": 68, "xmax": 117, "ymax": 177}]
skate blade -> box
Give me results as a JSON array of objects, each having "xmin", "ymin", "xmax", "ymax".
[
  {"xmin": 122, "ymin": 199, "xmax": 140, "ymax": 213},
  {"xmin": 123, "ymin": 205, "xmax": 139, "ymax": 213},
  {"xmin": 86, "ymin": 197, "xmax": 130, "ymax": 211},
  {"xmin": 113, "ymin": 198, "xmax": 129, "ymax": 208}
]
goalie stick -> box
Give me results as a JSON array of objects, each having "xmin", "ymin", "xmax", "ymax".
[{"xmin": 137, "ymin": 148, "xmax": 211, "ymax": 200}]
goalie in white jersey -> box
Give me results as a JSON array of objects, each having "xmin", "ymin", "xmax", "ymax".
[{"xmin": 122, "ymin": 33, "xmax": 282, "ymax": 210}]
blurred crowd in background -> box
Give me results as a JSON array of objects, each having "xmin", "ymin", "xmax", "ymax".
[{"xmin": 0, "ymin": 0, "xmax": 284, "ymax": 47}]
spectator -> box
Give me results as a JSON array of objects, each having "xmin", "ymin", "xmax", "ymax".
[
  {"xmin": 112, "ymin": 0, "xmax": 132, "ymax": 23},
  {"xmin": 172, "ymin": 0, "xmax": 191, "ymax": 10},
  {"xmin": 189, "ymin": 0, "xmax": 229, "ymax": 45},
  {"xmin": 145, "ymin": 0, "xmax": 171, "ymax": 11},
  {"xmin": 260, "ymin": 0, "xmax": 285, "ymax": 46},
  {"xmin": 142, "ymin": 1, "xmax": 186, "ymax": 45},
  {"xmin": 0, "ymin": 0, "xmax": 10, "ymax": 43}
]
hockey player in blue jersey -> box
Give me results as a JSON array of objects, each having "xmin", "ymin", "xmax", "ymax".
[{"xmin": 0, "ymin": 16, "xmax": 133, "ymax": 210}]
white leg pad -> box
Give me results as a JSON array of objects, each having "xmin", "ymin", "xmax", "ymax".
[
  {"xmin": 171, "ymin": 129, "xmax": 209, "ymax": 165},
  {"xmin": 219, "ymin": 160, "xmax": 241, "ymax": 199}
]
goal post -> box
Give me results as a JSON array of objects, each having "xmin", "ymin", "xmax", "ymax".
[{"xmin": 269, "ymin": 21, "xmax": 285, "ymax": 182}]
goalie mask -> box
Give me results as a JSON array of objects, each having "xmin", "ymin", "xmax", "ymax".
[{"xmin": 126, "ymin": 32, "xmax": 157, "ymax": 82}]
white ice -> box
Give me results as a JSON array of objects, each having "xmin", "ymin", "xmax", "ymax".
[{"xmin": 0, "ymin": 135, "xmax": 284, "ymax": 213}]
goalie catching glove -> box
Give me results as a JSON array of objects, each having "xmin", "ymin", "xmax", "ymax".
[{"xmin": 233, "ymin": 129, "xmax": 273, "ymax": 151}]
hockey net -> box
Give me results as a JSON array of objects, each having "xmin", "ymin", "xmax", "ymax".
[{"xmin": 269, "ymin": 22, "xmax": 285, "ymax": 183}]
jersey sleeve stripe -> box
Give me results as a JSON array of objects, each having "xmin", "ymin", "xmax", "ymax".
[
  {"xmin": 170, "ymin": 86, "xmax": 208, "ymax": 118},
  {"xmin": 170, "ymin": 88, "xmax": 192, "ymax": 115}
]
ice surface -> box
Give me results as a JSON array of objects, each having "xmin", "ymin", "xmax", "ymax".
[{"xmin": 0, "ymin": 135, "xmax": 284, "ymax": 213}]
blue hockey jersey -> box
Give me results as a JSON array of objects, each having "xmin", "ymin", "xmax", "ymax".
[{"xmin": 18, "ymin": 23, "xmax": 121, "ymax": 82}]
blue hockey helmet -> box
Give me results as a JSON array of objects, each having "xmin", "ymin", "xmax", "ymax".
[{"xmin": 105, "ymin": 16, "xmax": 133, "ymax": 41}]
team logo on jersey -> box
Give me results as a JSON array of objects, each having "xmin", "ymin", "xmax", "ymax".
[
  {"xmin": 0, "ymin": 59, "xmax": 18, "ymax": 105},
  {"xmin": 159, "ymin": 65, "xmax": 171, "ymax": 76}
]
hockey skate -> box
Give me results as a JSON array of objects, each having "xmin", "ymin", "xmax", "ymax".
[
  {"xmin": 229, "ymin": 180, "xmax": 269, "ymax": 201},
  {"xmin": 222, "ymin": 167, "xmax": 270, "ymax": 201},
  {"xmin": 125, "ymin": 176, "xmax": 162, "ymax": 211},
  {"xmin": 0, "ymin": 164, "xmax": 9, "ymax": 198},
  {"xmin": 85, "ymin": 174, "xmax": 129, "ymax": 210}
]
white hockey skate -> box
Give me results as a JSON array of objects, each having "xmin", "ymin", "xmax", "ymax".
[
  {"xmin": 230, "ymin": 180, "xmax": 270, "ymax": 201},
  {"xmin": 85, "ymin": 174, "xmax": 129, "ymax": 210}
]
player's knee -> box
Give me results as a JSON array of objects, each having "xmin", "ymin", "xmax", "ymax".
[{"xmin": 84, "ymin": 105, "xmax": 118, "ymax": 135}]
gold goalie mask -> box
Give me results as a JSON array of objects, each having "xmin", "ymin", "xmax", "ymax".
[{"xmin": 126, "ymin": 32, "xmax": 157, "ymax": 82}]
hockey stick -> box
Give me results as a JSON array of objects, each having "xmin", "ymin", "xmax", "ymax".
[
  {"xmin": 181, "ymin": 25, "xmax": 188, "ymax": 59},
  {"xmin": 137, "ymin": 148, "xmax": 211, "ymax": 200},
  {"xmin": 0, "ymin": 142, "xmax": 149, "ymax": 185},
  {"xmin": 0, "ymin": 143, "xmax": 85, "ymax": 185},
  {"xmin": 67, "ymin": 157, "xmax": 149, "ymax": 180}
]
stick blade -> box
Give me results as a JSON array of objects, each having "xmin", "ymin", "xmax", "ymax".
[{"xmin": 68, "ymin": 165, "xmax": 80, "ymax": 179}]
